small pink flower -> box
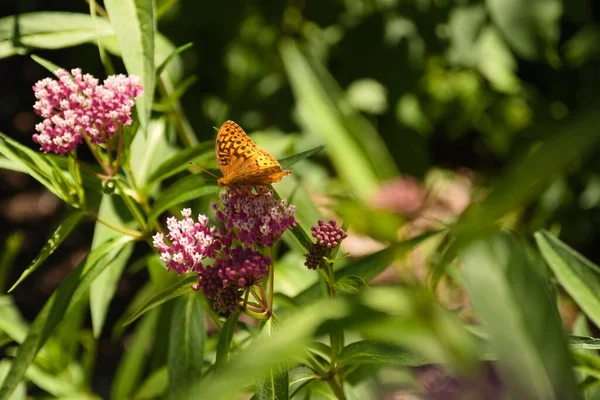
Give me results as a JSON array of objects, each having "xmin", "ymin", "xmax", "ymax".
[
  {"xmin": 215, "ymin": 187, "xmax": 297, "ymax": 247},
  {"xmin": 152, "ymin": 209, "xmax": 218, "ymax": 274},
  {"xmin": 305, "ymin": 220, "xmax": 347, "ymax": 270},
  {"xmin": 32, "ymin": 68, "xmax": 143, "ymax": 154},
  {"xmin": 311, "ymin": 220, "xmax": 347, "ymax": 248}
]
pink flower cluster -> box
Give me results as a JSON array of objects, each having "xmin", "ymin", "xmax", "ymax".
[
  {"xmin": 153, "ymin": 187, "xmax": 296, "ymax": 315},
  {"xmin": 215, "ymin": 187, "xmax": 297, "ymax": 247},
  {"xmin": 153, "ymin": 209, "xmax": 218, "ymax": 274},
  {"xmin": 304, "ymin": 220, "xmax": 348, "ymax": 270},
  {"xmin": 198, "ymin": 246, "xmax": 270, "ymax": 314},
  {"xmin": 32, "ymin": 68, "xmax": 143, "ymax": 154}
]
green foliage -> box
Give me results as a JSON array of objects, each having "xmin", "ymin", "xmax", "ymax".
[{"xmin": 1, "ymin": 0, "xmax": 600, "ymax": 399}]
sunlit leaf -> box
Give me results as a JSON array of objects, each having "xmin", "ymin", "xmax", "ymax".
[
  {"xmin": 104, "ymin": 0, "xmax": 155, "ymax": 128},
  {"xmin": 535, "ymin": 230, "xmax": 600, "ymax": 328}
]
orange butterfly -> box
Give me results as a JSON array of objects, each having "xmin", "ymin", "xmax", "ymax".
[{"xmin": 216, "ymin": 120, "xmax": 292, "ymax": 187}]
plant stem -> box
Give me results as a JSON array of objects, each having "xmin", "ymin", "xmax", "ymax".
[
  {"xmin": 83, "ymin": 135, "xmax": 112, "ymax": 176},
  {"xmin": 327, "ymin": 378, "xmax": 347, "ymax": 400},
  {"xmin": 88, "ymin": 212, "xmax": 143, "ymax": 238},
  {"xmin": 268, "ymin": 246, "xmax": 275, "ymax": 313},
  {"xmin": 325, "ymin": 261, "xmax": 346, "ymax": 400}
]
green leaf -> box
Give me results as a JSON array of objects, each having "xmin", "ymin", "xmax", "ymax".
[
  {"xmin": 280, "ymin": 39, "xmax": 396, "ymax": 199},
  {"xmin": 0, "ymin": 155, "xmax": 28, "ymax": 173},
  {"xmin": 0, "ymin": 134, "xmax": 68, "ymax": 202},
  {"xmin": 0, "ymin": 362, "xmax": 25, "ymax": 400},
  {"xmin": 535, "ymin": 230, "xmax": 600, "ymax": 328},
  {"xmin": 90, "ymin": 195, "xmax": 135, "ymax": 337},
  {"xmin": 156, "ymin": 42, "xmax": 193, "ymax": 78},
  {"xmin": 111, "ymin": 310, "xmax": 159, "ymax": 400},
  {"xmin": 295, "ymin": 231, "xmax": 439, "ymax": 305},
  {"xmin": 168, "ymin": 293, "xmax": 204, "ymax": 400},
  {"xmin": 104, "ymin": 0, "xmax": 155, "ymax": 128},
  {"xmin": 134, "ymin": 366, "xmax": 168, "ymax": 400},
  {"xmin": 487, "ymin": 0, "xmax": 562, "ymax": 60},
  {"xmin": 145, "ymin": 142, "xmax": 213, "ymax": 188},
  {"xmin": 0, "ymin": 235, "xmax": 134, "ymax": 400},
  {"xmin": 129, "ymin": 118, "xmax": 175, "ymax": 189},
  {"xmin": 461, "ymin": 233, "xmax": 580, "ymax": 400},
  {"xmin": 153, "ymin": 75, "xmax": 198, "ymax": 111},
  {"xmin": 215, "ymin": 311, "xmax": 240, "ymax": 369},
  {"xmin": 122, "ymin": 275, "xmax": 198, "ymax": 326},
  {"xmin": 569, "ymin": 336, "xmax": 600, "ymax": 350},
  {"xmin": 252, "ymin": 319, "xmax": 289, "ymax": 400},
  {"xmin": 278, "ymin": 145, "xmax": 325, "ymax": 170},
  {"xmin": 339, "ymin": 340, "xmax": 429, "ymax": 372},
  {"xmin": 30, "ymin": 54, "xmax": 61, "ymax": 74},
  {"xmin": 334, "ymin": 275, "xmax": 369, "ymax": 295},
  {"xmin": 432, "ymin": 105, "xmax": 600, "ymax": 286},
  {"xmin": 252, "ymin": 362, "xmax": 289, "ymax": 400},
  {"xmin": 8, "ymin": 211, "xmax": 84, "ymax": 292},
  {"xmin": 149, "ymin": 175, "xmax": 217, "ymax": 222},
  {"xmin": 0, "ymin": 12, "xmax": 114, "ymax": 58}
]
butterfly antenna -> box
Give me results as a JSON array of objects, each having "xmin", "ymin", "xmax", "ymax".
[{"xmin": 189, "ymin": 162, "xmax": 219, "ymax": 180}]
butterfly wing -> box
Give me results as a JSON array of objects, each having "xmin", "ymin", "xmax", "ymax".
[
  {"xmin": 227, "ymin": 149, "xmax": 291, "ymax": 185},
  {"xmin": 216, "ymin": 121, "xmax": 291, "ymax": 186},
  {"xmin": 216, "ymin": 120, "xmax": 259, "ymax": 178}
]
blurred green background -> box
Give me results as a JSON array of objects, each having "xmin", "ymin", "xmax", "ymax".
[{"xmin": 2, "ymin": 0, "xmax": 600, "ymax": 397}]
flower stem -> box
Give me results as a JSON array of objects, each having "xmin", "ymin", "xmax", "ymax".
[
  {"xmin": 87, "ymin": 212, "xmax": 143, "ymax": 238},
  {"xmin": 268, "ymin": 246, "xmax": 275, "ymax": 314},
  {"xmin": 83, "ymin": 135, "xmax": 112, "ymax": 176},
  {"xmin": 325, "ymin": 260, "xmax": 346, "ymax": 400},
  {"xmin": 327, "ymin": 378, "xmax": 347, "ymax": 400}
]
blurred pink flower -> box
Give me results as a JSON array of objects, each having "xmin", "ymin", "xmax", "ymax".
[{"xmin": 32, "ymin": 68, "xmax": 143, "ymax": 154}]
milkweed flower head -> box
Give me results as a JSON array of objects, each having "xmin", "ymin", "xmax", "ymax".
[
  {"xmin": 196, "ymin": 246, "xmax": 270, "ymax": 315},
  {"xmin": 214, "ymin": 187, "xmax": 297, "ymax": 247},
  {"xmin": 32, "ymin": 68, "xmax": 143, "ymax": 154},
  {"xmin": 152, "ymin": 208, "xmax": 218, "ymax": 275},
  {"xmin": 305, "ymin": 220, "xmax": 348, "ymax": 270},
  {"xmin": 154, "ymin": 187, "xmax": 297, "ymax": 316}
]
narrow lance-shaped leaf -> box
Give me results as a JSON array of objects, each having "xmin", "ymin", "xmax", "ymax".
[
  {"xmin": 168, "ymin": 293, "xmax": 205, "ymax": 400},
  {"xmin": 215, "ymin": 311, "xmax": 241, "ymax": 369},
  {"xmin": 9, "ymin": 211, "xmax": 85, "ymax": 292},
  {"xmin": 90, "ymin": 194, "xmax": 135, "ymax": 337},
  {"xmin": 111, "ymin": 310, "xmax": 160, "ymax": 400},
  {"xmin": 104, "ymin": 0, "xmax": 155, "ymax": 128},
  {"xmin": 535, "ymin": 230, "xmax": 600, "ymax": 328},
  {"xmin": 122, "ymin": 275, "xmax": 199, "ymax": 326}
]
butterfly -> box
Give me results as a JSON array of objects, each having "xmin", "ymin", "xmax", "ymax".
[{"xmin": 216, "ymin": 120, "xmax": 292, "ymax": 187}]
